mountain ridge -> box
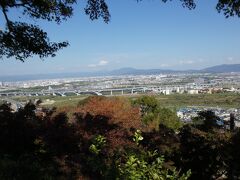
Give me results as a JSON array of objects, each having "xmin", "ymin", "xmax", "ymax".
[
  {"xmin": 201, "ymin": 64, "xmax": 240, "ymax": 73},
  {"xmin": 0, "ymin": 64, "xmax": 239, "ymax": 82}
]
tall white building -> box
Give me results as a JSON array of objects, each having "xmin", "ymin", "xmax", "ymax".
[{"xmin": 188, "ymin": 89, "xmax": 199, "ymax": 94}]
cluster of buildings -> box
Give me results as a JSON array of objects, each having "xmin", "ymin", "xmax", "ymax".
[
  {"xmin": 177, "ymin": 107, "xmax": 240, "ymax": 128},
  {"xmin": 1, "ymin": 72, "xmax": 240, "ymax": 96}
]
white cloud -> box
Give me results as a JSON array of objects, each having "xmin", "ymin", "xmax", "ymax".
[
  {"xmin": 88, "ymin": 60, "xmax": 109, "ymax": 68},
  {"xmin": 160, "ymin": 63, "xmax": 170, "ymax": 67},
  {"xmin": 227, "ymin": 57, "xmax": 234, "ymax": 62},
  {"xmin": 179, "ymin": 60, "xmax": 194, "ymax": 65},
  {"xmin": 99, "ymin": 60, "xmax": 108, "ymax": 66}
]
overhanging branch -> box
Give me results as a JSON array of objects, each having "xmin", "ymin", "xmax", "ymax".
[{"xmin": 0, "ymin": 3, "xmax": 12, "ymax": 31}]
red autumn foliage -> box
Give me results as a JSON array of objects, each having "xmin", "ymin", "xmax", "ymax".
[
  {"xmin": 77, "ymin": 96, "xmax": 142, "ymax": 130},
  {"xmin": 72, "ymin": 96, "xmax": 143, "ymax": 152}
]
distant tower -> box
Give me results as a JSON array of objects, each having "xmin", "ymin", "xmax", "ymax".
[{"xmin": 230, "ymin": 113, "xmax": 235, "ymax": 131}]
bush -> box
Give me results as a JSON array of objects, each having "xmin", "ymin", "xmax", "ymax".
[
  {"xmin": 133, "ymin": 96, "xmax": 182, "ymax": 131},
  {"xmin": 118, "ymin": 150, "xmax": 191, "ymax": 180}
]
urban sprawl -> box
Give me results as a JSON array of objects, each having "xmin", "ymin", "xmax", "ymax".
[{"xmin": 1, "ymin": 72, "xmax": 240, "ymax": 127}]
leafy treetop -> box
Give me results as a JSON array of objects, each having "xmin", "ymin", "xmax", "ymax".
[{"xmin": 0, "ymin": 0, "xmax": 110, "ymax": 61}]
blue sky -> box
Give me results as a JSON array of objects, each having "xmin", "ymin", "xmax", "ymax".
[{"xmin": 0, "ymin": 0, "xmax": 240, "ymax": 75}]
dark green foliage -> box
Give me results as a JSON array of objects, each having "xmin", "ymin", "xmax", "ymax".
[
  {"xmin": 230, "ymin": 113, "xmax": 235, "ymax": 131},
  {"xmin": 0, "ymin": 155, "xmax": 53, "ymax": 180},
  {"xmin": 178, "ymin": 125, "xmax": 232, "ymax": 179},
  {"xmin": 133, "ymin": 95, "xmax": 160, "ymax": 115},
  {"xmin": 216, "ymin": 0, "xmax": 240, "ymax": 18},
  {"xmin": 155, "ymin": 108, "xmax": 182, "ymax": 131},
  {"xmin": 41, "ymin": 112, "xmax": 79, "ymax": 156},
  {"xmin": 0, "ymin": 0, "xmax": 110, "ymax": 61},
  {"xmin": 142, "ymin": 124, "xmax": 180, "ymax": 156},
  {"xmin": 85, "ymin": 0, "xmax": 111, "ymax": 23},
  {"xmin": 0, "ymin": 103, "xmax": 81, "ymax": 179},
  {"xmin": 0, "ymin": 96, "xmax": 240, "ymax": 179},
  {"xmin": 133, "ymin": 96, "xmax": 182, "ymax": 131},
  {"xmin": 0, "ymin": 103, "xmax": 39, "ymax": 156},
  {"xmin": 137, "ymin": 0, "xmax": 196, "ymax": 10},
  {"xmin": 230, "ymin": 129, "xmax": 240, "ymax": 179},
  {"xmin": 0, "ymin": 0, "xmax": 75, "ymax": 61},
  {"xmin": 117, "ymin": 149, "xmax": 191, "ymax": 180},
  {"xmin": 0, "ymin": 22, "xmax": 68, "ymax": 61},
  {"xmin": 195, "ymin": 110, "xmax": 220, "ymax": 130}
]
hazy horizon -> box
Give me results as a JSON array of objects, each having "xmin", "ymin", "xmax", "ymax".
[
  {"xmin": 1, "ymin": 0, "xmax": 240, "ymax": 76},
  {"xmin": 0, "ymin": 63, "xmax": 228, "ymax": 77}
]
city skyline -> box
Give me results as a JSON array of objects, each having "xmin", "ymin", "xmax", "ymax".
[{"xmin": 0, "ymin": 0, "xmax": 240, "ymax": 76}]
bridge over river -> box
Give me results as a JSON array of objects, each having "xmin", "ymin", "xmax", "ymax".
[
  {"xmin": 0, "ymin": 86, "xmax": 153, "ymax": 97},
  {"xmin": 0, "ymin": 85, "xmax": 191, "ymax": 97}
]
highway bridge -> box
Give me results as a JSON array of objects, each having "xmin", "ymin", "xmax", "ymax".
[
  {"xmin": 0, "ymin": 85, "xmax": 198, "ymax": 97},
  {"xmin": 0, "ymin": 87, "xmax": 150, "ymax": 97}
]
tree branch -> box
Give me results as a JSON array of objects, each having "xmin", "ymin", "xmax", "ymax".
[
  {"xmin": 0, "ymin": 3, "xmax": 12, "ymax": 31},
  {"xmin": 10, "ymin": 3, "xmax": 29, "ymax": 7}
]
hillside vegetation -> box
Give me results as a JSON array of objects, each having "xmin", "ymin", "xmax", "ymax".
[
  {"xmin": 11, "ymin": 93, "xmax": 240, "ymax": 109},
  {"xmin": 0, "ymin": 95, "xmax": 239, "ymax": 179}
]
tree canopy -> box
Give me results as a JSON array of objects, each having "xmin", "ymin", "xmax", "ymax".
[
  {"xmin": 0, "ymin": 0, "xmax": 240, "ymax": 61},
  {"xmin": 0, "ymin": 0, "xmax": 110, "ymax": 61}
]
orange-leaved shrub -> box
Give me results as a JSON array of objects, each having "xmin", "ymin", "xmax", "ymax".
[
  {"xmin": 76, "ymin": 96, "xmax": 142, "ymax": 130},
  {"xmin": 72, "ymin": 96, "xmax": 144, "ymax": 154}
]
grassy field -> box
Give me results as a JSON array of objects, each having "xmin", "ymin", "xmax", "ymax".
[
  {"xmin": 154, "ymin": 93, "xmax": 240, "ymax": 109},
  {"xmin": 6, "ymin": 92, "xmax": 240, "ymax": 109},
  {"xmin": 11, "ymin": 95, "xmax": 88, "ymax": 108}
]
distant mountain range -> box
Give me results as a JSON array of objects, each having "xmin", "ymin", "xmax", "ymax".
[
  {"xmin": 201, "ymin": 64, "xmax": 240, "ymax": 73},
  {"xmin": 110, "ymin": 64, "xmax": 240, "ymax": 75},
  {"xmin": 107, "ymin": 64, "xmax": 240, "ymax": 75},
  {"xmin": 1, "ymin": 64, "xmax": 240, "ymax": 82},
  {"xmin": 108, "ymin": 67, "xmax": 178, "ymax": 75}
]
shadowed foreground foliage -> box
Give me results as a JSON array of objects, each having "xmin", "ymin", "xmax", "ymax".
[{"xmin": 0, "ymin": 96, "xmax": 239, "ymax": 179}]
